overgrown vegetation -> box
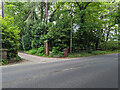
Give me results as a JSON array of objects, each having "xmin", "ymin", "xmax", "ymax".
[
  {"xmin": 1, "ymin": 17, "xmax": 20, "ymax": 59},
  {"xmin": 1, "ymin": 1, "xmax": 120, "ymax": 58},
  {"xmin": 1, "ymin": 59, "xmax": 9, "ymax": 65},
  {"xmin": 16, "ymin": 56, "xmax": 21, "ymax": 62},
  {"xmin": 1, "ymin": 56, "xmax": 21, "ymax": 65}
]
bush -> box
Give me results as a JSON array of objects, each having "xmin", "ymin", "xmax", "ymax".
[
  {"xmin": 52, "ymin": 47, "xmax": 59, "ymax": 55},
  {"xmin": 57, "ymin": 52, "xmax": 64, "ymax": 57},
  {"xmin": 68, "ymin": 54, "xmax": 76, "ymax": 58},
  {"xmin": 31, "ymin": 39, "xmax": 38, "ymax": 49},
  {"xmin": 88, "ymin": 47, "xmax": 93, "ymax": 53},
  {"xmin": 36, "ymin": 45, "xmax": 45, "ymax": 56},
  {"xmin": 105, "ymin": 41, "xmax": 119, "ymax": 50},
  {"xmin": 16, "ymin": 56, "xmax": 21, "ymax": 62},
  {"xmin": 1, "ymin": 17, "xmax": 20, "ymax": 59},
  {"xmin": 79, "ymin": 52, "xmax": 92, "ymax": 57},
  {"xmin": 99, "ymin": 41, "xmax": 119, "ymax": 51},
  {"xmin": 27, "ymin": 49, "xmax": 37, "ymax": 54},
  {"xmin": 48, "ymin": 51, "xmax": 53, "ymax": 57},
  {"xmin": 22, "ymin": 34, "xmax": 31, "ymax": 51},
  {"xmin": 48, "ymin": 54, "xmax": 54, "ymax": 57},
  {"xmin": 24, "ymin": 45, "xmax": 45, "ymax": 56},
  {"xmin": 1, "ymin": 59, "xmax": 8, "ymax": 65},
  {"xmin": 92, "ymin": 51, "xmax": 106, "ymax": 55}
]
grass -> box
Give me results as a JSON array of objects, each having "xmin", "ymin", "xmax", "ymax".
[
  {"xmin": 68, "ymin": 50, "xmax": 119, "ymax": 58},
  {"xmin": 24, "ymin": 50, "xmax": 46, "ymax": 57},
  {"xmin": 24, "ymin": 49, "xmax": 119, "ymax": 58}
]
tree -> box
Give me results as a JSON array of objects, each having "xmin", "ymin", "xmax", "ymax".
[
  {"xmin": 1, "ymin": 17, "xmax": 20, "ymax": 59},
  {"xmin": 3, "ymin": 1, "xmax": 119, "ymax": 54}
]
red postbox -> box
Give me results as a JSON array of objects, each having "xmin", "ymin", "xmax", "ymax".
[{"xmin": 64, "ymin": 49, "xmax": 68, "ymax": 57}]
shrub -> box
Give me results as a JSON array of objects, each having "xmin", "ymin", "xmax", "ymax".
[
  {"xmin": 48, "ymin": 51, "xmax": 53, "ymax": 57},
  {"xmin": 22, "ymin": 34, "xmax": 31, "ymax": 51},
  {"xmin": 88, "ymin": 47, "xmax": 93, "ymax": 53},
  {"xmin": 68, "ymin": 54, "xmax": 76, "ymax": 58},
  {"xmin": 31, "ymin": 39, "xmax": 38, "ymax": 49},
  {"xmin": 48, "ymin": 54, "xmax": 53, "ymax": 57},
  {"xmin": 52, "ymin": 47, "xmax": 59, "ymax": 55},
  {"xmin": 105, "ymin": 41, "xmax": 119, "ymax": 50},
  {"xmin": 79, "ymin": 52, "xmax": 92, "ymax": 57},
  {"xmin": 92, "ymin": 51, "xmax": 106, "ymax": 55},
  {"xmin": 57, "ymin": 52, "xmax": 64, "ymax": 57},
  {"xmin": 16, "ymin": 56, "xmax": 21, "ymax": 62},
  {"xmin": 1, "ymin": 59, "xmax": 8, "ymax": 65},
  {"xmin": 36, "ymin": 45, "xmax": 45, "ymax": 56},
  {"xmin": 99, "ymin": 41, "xmax": 119, "ymax": 51},
  {"xmin": 35, "ymin": 53, "xmax": 44, "ymax": 56},
  {"xmin": 24, "ymin": 46, "xmax": 45, "ymax": 56},
  {"xmin": 1, "ymin": 17, "xmax": 20, "ymax": 59},
  {"xmin": 28, "ymin": 49, "xmax": 37, "ymax": 54}
]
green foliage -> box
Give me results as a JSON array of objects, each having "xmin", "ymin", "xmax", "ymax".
[
  {"xmin": 68, "ymin": 52, "xmax": 91, "ymax": 58},
  {"xmin": 68, "ymin": 50, "xmax": 118, "ymax": 58},
  {"xmin": 68, "ymin": 54, "xmax": 76, "ymax": 58},
  {"xmin": 16, "ymin": 56, "xmax": 21, "ymax": 62},
  {"xmin": 92, "ymin": 51, "xmax": 107, "ymax": 55},
  {"xmin": 30, "ymin": 22, "xmax": 47, "ymax": 49},
  {"xmin": 25, "ymin": 49, "xmax": 37, "ymax": 54},
  {"xmin": 49, "ymin": 51, "xmax": 64, "ymax": 57},
  {"xmin": 36, "ymin": 45, "xmax": 45, "ymax": 55},
  {"xmin": 101, "ymin": 41, "xmax": 119, "ymax": 51},
  {"xmin": 52, "ymin": 47, "xmax": 60, "ymax": 55},
  {"xmin": 22, "ymin": 34, "xmax": 31, "ymax": 51},
  {"xmin": 48, "ymin": 53, "xmax": 54, "ymax": 57},
  {"xmin": 1, "ymin": 17, "xmax": 20, "ymax": 59},
  {"xmin": 88, "ymin": 47, "xmax": 93, "ymax": 53},
  {"xmin": 4, "ymin": 2, "xmax": 119, "ymax": 57},
  {"xmin": 46, "ymin": 21, "xmax": 69, "ymax": 52},
  {"xmin": 57, "ymin": 52, "xmax": 64, "ymax": 57},
  {"xmin": 25, "ymin": 45, "xmax": 45, "ymax": 56},
  {"xmin": 1, "ymin": 59, "xmax": 8, "ymax": 65},
  {"xmin": 106, "ymin": 41, "xmax": 118, "ymax": 50}
]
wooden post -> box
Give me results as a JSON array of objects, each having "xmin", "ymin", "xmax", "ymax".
[{"xmin": 45, "ymin": 41, "xmax": 49, "ymax": 56}]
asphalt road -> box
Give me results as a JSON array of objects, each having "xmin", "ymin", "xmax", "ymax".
[{"xmin": 2, "ymin": 54, "xmax": 118, "ymax": 88}]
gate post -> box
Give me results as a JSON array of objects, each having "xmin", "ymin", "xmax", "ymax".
[
  {"xmin": 44, "ymin": 41, "xmax": 49, "ymax": 56},
  {"xmin": 1, "ymin": 49, "xmax": 8, "ymax": 60}
]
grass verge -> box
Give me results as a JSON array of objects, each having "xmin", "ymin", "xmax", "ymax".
[
  {"xmin": 68, "ymin": 50, "xmax": 120, "ymax": 58},
  {"xmin": 24, "ymin": 49, "xmax": 119, "ymax": 58}
]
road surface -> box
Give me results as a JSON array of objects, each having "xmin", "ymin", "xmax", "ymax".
[{"xmin": 2, "ymin": 54, "xmax": 118, "ymax": 88}]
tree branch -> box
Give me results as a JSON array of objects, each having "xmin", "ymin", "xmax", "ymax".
[
  {"xmin": 84, "ymin": 2, "xmax": 91, "ymax": 9},
  {"xmin": 49, "ymin": 5, "xmax": 60, "ymax": 22},
  {"xmin": 75, "ymin": 0, "xmax": 82, "ymax": 11}
]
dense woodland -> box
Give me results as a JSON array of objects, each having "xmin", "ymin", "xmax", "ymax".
[{"xmin": 1, "ymin": 1, "xmax": 120, "ymax": 58}]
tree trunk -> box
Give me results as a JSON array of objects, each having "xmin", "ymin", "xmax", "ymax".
[{"xmin": 2, "ymin": 0, "xmax": 4, "ymax": 18}]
